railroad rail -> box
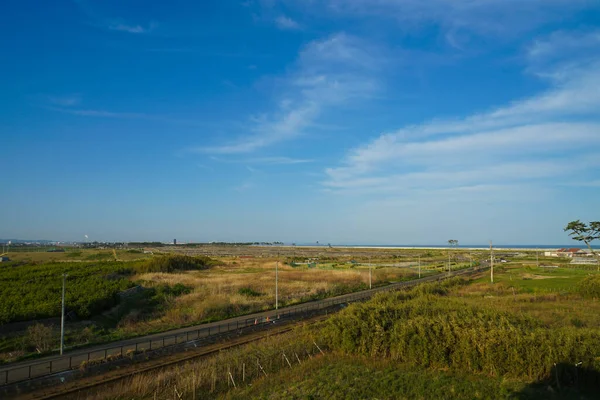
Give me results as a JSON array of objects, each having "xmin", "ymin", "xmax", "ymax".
[{"xmin": 1, "ymin": 265, "xmax": 485, "ymax": 395}]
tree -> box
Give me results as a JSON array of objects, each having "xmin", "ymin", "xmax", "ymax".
[{"xmin": 564, "ymin": 220, "xmax": 600, "ymax": 268}]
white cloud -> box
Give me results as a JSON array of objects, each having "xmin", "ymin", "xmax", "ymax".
[
  {"xmin": 275, "ymin": 15, "xmax": 301, "ymax": 30},
  {"xmin": 325, "ymin": 0, "xmax": 590, "ymax": 32},
  {"xmin": 47, "ymin": 107, "xmax": 149, "ymax": 119},
  {"xmin": 108, "ymin": 23, "xmax": 147, "ymax": 33},
  {"xmin": 196, "ymin": 33, "xmax": 384, "ymax": 154},
  {"xmin": 74, "ymin": 1, "xmax": 157, "ymax": 34},
  {"xmin": 46, "ymin": 94, "xmax": 81, "ymax": 107},
  {"xmin": 247, "ymin": 156, "xmax": 314, "ymax": 164},
  {"xmin": 278, "ymin": 0, "xmax": 597, "ymax": 48},
  {"xmin": 527, "ymin": 30, "xmax": 600, "ymax": 62},
  {"xmin": 323, "ymin": 29, "xmax": 600, "ymax": 198}
]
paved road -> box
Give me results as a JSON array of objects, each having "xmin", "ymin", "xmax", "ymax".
[{"xmin": 0, "ymin": 266, "xmax": 484, "ymax": 386}]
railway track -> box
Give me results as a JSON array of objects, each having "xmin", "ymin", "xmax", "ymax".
[
  {"xmin": 6, "ymin": 266, "xmax": 487, "ymax": 399},
  {"xmin": 20, "ymin": 314, "xmax": 329, "ymax": 400}
]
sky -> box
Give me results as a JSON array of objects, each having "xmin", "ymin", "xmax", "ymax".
[{"xmin": 1, "ymin": 0, "xmax": 599, "ymax": 245}]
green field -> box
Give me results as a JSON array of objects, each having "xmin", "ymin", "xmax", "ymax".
[{"xmin": 475, "ymin": 265, "xmax": 597, "ymax": 292}]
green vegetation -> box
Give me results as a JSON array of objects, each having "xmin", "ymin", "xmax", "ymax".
[
  {"xmin": 0, "ymin": 255, "xmax": 218, "ymax": 324},
  {"xmin": 227, "ymin": 355, "xmax": 541, "ymax": 400},
  {"xmin": 238, "ymin": 287, "xmax": 262, "ymax": 297},
  {"xmin": 322, "ymin": 282, "xmax": 600, "ymax": 381},
  {"xmin": 135, "ymin": 254, "xmax": 220, "ymax": 273},
  {"xmin": 88, "ymin": 268, "xmax": 600, "ymax": 400},
  {"xmin": 577, "ymin": 274, "xmax": 600, "ymax": 298},
  {"xmin": 0, "ymin": 262, "xmax": 136, "ymax": 324},
  {"xmin": 474, "ymin": 265, "xmax": 594, "ymax": 292}
]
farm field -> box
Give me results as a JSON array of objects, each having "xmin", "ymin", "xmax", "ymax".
[
  {"xmin": 82, "ymin": 261, "xmax": 600, "ymax": 400},
  {"xmin": 0, "ymin": 246, "xmax": 459, "ymax": 364}
]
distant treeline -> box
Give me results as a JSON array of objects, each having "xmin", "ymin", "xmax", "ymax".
[
  {"xmin": 183, "ymin": 242, "xmax": 284, "ymax": 247},
  {"xmin": 127, "ymin": 241, "xmax": 285, "ymax": 247}
]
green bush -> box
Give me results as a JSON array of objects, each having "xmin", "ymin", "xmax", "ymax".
[
  {"xmin": 322, "ymin": 281, "xmax": 600, "ymax": 381},
  {"xmin": 134, "ymin": 255, "xmax": 220, "ymax": 274},
  {"xmin": 577, "ymin": 275, "xmax": 600, "ymax": 298},
  {"xmin": 238, "ymin": 287, "xmax": 262, "ymax": 297}
]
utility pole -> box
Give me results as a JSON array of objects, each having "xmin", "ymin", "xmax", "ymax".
[
  {"xmin": 470, "ymin": 252, "xmax": 473, "ymax": 269},
  {"xmin": 418, "ymin": 255, "xmax": 421, "ymax": 278},
  {"xmin": 369, "ymin": 256, "xmax": 372, "ymax": 289},
  {"xmin": 490, "ymin": 241, "xmax": 494, "ymax": 284},
  {"xmin": 60, "ymin": 273, "xmax": 67, "ymax": 355},
  {"xmin": 275, "ymin": 256, "xmax": 279, "ymax": 310},
  {"xmin": 536, "ymin": 248, "xmax": 539, "ymax": 267}
]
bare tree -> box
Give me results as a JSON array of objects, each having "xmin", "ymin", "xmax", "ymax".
[{"xmin": 27, "ymin": 323, "xmax": 55, "ymax": 353}]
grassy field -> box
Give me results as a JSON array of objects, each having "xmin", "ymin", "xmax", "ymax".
[
  {"xmin": 225, "ymin": 355, "xmax": 546, "ymax": 400},
  {"xmin": 0, "ymin": 247, "xmax": 442, "ymax": 363},
  {"xmin": 83, "ymin": 259, "xmax": 600, "ymax": 400}
]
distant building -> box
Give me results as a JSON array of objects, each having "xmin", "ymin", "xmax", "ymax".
[
  {"xmin": 544, "ymin": 248, "xmax": 588, "ymax": 258},
  {"xmin": 173, "ymin": 239, "xmax": 177, "ymax": 245}
]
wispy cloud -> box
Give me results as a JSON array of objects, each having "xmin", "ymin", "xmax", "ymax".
[
  {"xmin": 249, "ymin": 156, "xmax": 313, "ymax": 165},
  {"xmin": 210, "ymin": 156, "xmax": 314, "ymax": 165},
  {"xmin": 107, "ymin": 22, "xmax": 155, "ymax": 34},
  {"xmin": 275, "ymin": 15, "xmax": 301, "ymax": 30},
  {"xmin": 46, "ymin": 106, "xmax": 217, "ymax": 128},
  {"xmin": 233, "ymin": 181, "xmax": 254, "ymax": 192},
  {"xmin": 47, "ymin": 106, "xmax": 150, "ymax": 119},
  {"xmin": 46, "ymin": 94, "xmax": 81, "ymax": 107},
  {"xmin": 194, "ymin": 33, "xmax": 384, "ymax": 154},
  {"xmin": 279, "ymin": 0, "xmax": 596, "ymax": 48},
  {"xmin": 323, "ymin": 29, "xmax": 600, "ymax": 199},
  {"xmin": 74, "ymin": 1, "xmax": 156, "ymax": 34}
]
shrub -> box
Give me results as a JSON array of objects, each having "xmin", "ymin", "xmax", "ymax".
[
  {"xmin": 577, "ymin": 275, "xmax": 600, "ymax": 299},
  {"xmin": 0, "ymin": 261, "xmax": 136, "ymax": 324},
  {"xmin": 238, "ymin": 287, "xmax": 262, "ymax": 297},
  {"xmin": 322, "ymin": 282, "xmax": 600, "ymax": 381},
  {"xmin": 135, "ymin": 255, "xmax": 220, "ymax": 274},
  {"xmin": 27, "ymin": 323, "xmax": 55, "ymax": 353}
]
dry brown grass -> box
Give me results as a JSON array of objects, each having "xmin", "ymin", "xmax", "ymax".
[{"xmin": 116, "ymin": 259, "xmax": 415, "ymax": 335}]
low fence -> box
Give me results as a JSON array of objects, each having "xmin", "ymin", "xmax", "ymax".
[{"xmin": 0, "ymin": 266, "xmax": 481, "ymax": 387}]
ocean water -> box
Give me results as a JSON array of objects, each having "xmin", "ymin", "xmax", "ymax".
[{"xmin": 294, "ymin": 244, "xmax": 599, "ymax": 250}]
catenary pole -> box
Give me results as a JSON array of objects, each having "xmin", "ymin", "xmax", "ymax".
[
  {"xmin": 275, "ymin": 256, "xmax": 279, "ymax": 310},
  {"xmin": 490, "ymin": 241, "xmax": 494, "ymax": 284},
  {"xmin": 60, "ymin": 273, "xmax": 67, "ymax": 355},
  {"xmin": 369, "ymin": 256, "xmax": 372, "ymax": 289}
]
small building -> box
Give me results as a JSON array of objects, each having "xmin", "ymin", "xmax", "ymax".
[{"xmin": 545, "ymin": 248, "xmax": 586, "ymax": 258}]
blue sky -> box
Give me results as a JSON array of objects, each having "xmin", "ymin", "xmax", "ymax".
[{"xmin": 1, "ymin": 0, "xmax": 599, "ymax": 245}]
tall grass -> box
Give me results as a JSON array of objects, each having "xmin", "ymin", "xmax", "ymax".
[{"xmin": 322, "ymin": 281, "xmax": 600, "ymax": 381}]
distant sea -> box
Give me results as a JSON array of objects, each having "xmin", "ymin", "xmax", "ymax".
[{"xmin": 294, "ymin": 244, "xmax": 599, "ymax": 250}]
